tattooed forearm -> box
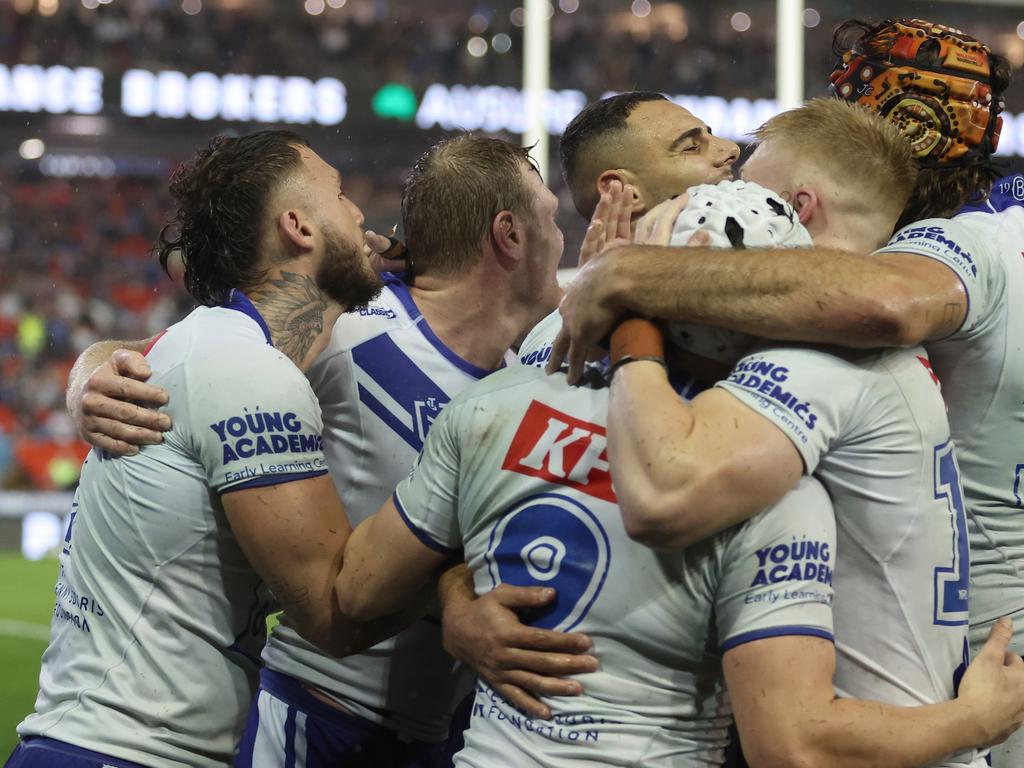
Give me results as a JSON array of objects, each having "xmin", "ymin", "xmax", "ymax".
[{"xmin": 249, "ymin": 271, "xmax": 328, "ymax": 365}]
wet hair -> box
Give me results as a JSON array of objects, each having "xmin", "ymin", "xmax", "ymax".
[{"xmin": 157, "ymin": 130, "xmax": 309, "ymax": 305}]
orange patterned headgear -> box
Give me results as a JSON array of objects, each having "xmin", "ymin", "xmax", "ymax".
[{"xmin": 829, "ymin": 18, "xmax": 1003, "ymax": 167}]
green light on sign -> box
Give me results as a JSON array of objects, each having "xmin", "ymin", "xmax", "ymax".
[{"xmin": 372, "ymin": 83, "xmax": 418, "ymax": 121}]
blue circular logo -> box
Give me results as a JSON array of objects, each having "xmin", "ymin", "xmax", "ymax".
[{"xmin": 485, "ymin": 493, "xmax": 611, "ymax": 631}]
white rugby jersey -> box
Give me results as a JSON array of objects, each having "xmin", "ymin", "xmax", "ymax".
[
  {"xmin": 875, "ymin": 175, "xmax": 1024, "ymax": 634},
  {"xmin": 395, "ymin": 364, "xmax": 836, "ymax": 767},
  {"xmin": 717, "ymin": 344, "xmax": 984, "ymax": 767},
  {"xmin": 260, "ymin": 275, "xmax": 488, "ymax": 741},
  {"xmin": 19, "ymin": 293, "xmax": 328, "ymax": 767},
  {"xmin": 518, "ymin": 309, "xmax": 561, "ymax": 368}
]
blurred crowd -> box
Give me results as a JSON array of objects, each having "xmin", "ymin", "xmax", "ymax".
[
  {"xmin": 4, "ymin": 0, "xmax": 1022, "ymax": 104},
  {"xmin": 0, "ymin": 165, "xmax": 431, "ymax": 490}
]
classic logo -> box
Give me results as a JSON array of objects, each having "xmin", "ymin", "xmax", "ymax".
[
  {"xmin": 357, "ymin": 305, "xmax": 398, "ymax": 320},
  {"xmin": 501, "ymin": 401, "xmax": 615, "ymax": 503}
]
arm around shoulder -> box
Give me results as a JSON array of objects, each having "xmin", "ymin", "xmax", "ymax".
[{"xmin": 67, "ymin": 335, "xmax": 172, "ymax": 456}]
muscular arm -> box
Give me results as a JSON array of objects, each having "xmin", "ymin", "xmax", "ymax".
[
  {"xmin": 726, "ymin": 621, "xmax": 1024, "ymax": 768},
  {"xmin": 607, "ymin": 361, "xmax": 802, "ymax": 549},
  {"xmin": 553, "ymin": 245, "xmax": 964, "ymax": 382},
  {"xmin": 613, "ymin": 246, "xmax": 963, "ymax": 344},
  {"xmin": 66, "ymin": 336, "xmax": 171, "ymax": 455},
  {"xmin": 223, "ymin": 475, "xmax": 411, "ymax": 657},
  {"xmin": 336, "ymin": 497, "xmax": 451, "ymax": 621}
]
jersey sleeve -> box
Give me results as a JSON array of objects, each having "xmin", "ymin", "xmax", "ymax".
[
  {"xmin": 184, "ymin": 347, "xmax": 328, "ymax": 494},
  {"xmin": 517, "ymin": 310, "xmax": 561, "ymax": 368},
  {"xmin": 716, "ymin": 476, "xmax": 836, "ymax": 651},
  {"xmin": 714, "ymin": 346, "xmax": 862, "ymax": 474},
  {"xmin": 874, "ymin": 216, "xmax": 994, "ymax": 338},
  {"xmin": 391, "ymin": 400, "xmax": 463, "ymax": 554}
]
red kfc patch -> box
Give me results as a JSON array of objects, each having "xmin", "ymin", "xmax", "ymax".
[{"xmin": 502, "ymin": 401, "xmax": 616, "ymax": 503}]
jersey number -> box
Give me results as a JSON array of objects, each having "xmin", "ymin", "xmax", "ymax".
[
  {"xmin": 484, "ymin": 492, "xmax": 611, "ymax": 632},
  {"xmin": 933, "ymin": 441, "xmax": 969, "ymax": 626}
]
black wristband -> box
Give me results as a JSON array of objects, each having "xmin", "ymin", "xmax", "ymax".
[{"xmin": 606, "ymin": 354, "xmax": 668, "ymax": 383}]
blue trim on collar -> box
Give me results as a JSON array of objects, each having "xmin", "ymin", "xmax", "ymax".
[
  {"xmin": 222, "ymin": 289, "xmax": 273, "ymax": 345},
  {"xmin": 385, "ymin": 275, "xmax": 498, "ymax": 380}
]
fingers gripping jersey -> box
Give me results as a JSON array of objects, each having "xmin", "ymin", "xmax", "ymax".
[
  {"xmin": 875, "ymin": 176, "xmax": 1024, "ymax": 633},
  {"xmin": 394, "ymin": 366, "xmax": 835, "ymax": 767},
  {"xmin": 18, "ymin": 296, "xmax": 328, "ymax": 767},
  {"xmin": 717, "ymin": 343, "xmax": 985, "ymax": 768}
]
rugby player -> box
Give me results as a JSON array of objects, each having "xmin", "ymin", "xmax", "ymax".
[
  {"xmin": 553, "ymin": 24, "xmax": 1021, "ymax": 762},
  {"xmin": 331, "ymin": 167, "xmax": 1024, "ymax": 766},
  {"xmin": 516, "ymin": 89, "xmax": 739, "ymax": 365},
  {"xmin": 5, "ymin": 131, "xmax": 395, "ymax": 768},
  {"xmin": 60, "ymin": 136, "xmax": 582, "ymax": 767}
]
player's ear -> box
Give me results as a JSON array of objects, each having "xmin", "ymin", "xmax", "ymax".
[
  {"xmin": 277, "ymin": 209, "xmax": 315, "ymax": 253},
  {"xmin": 791, "ymin": 187, "xmax": 818, "ymax": 226},
  {"xmin": 598, "ymin": 168, "xmax": 643, "ymax": 217},
  {"xmin": 600, "ymin": 169, "xmax": 646, "ymax": 216},
  {"xmin": 489, "ymin": 210, "xmax": 523, "ymax": 266}
]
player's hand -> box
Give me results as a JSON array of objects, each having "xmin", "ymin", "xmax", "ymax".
[
  {"xmin": 546, "ymin": 253, "xmax": 624, "ymax": 385},
  {"xmin": 634, "ymin": 193, "xmax": 690, "ymax": 246},
  {"xmin": 442, "ymin": 583, "xmax": 599, "ymax": 720},
  {"xmin": 365, "ymin": 229, "xmax": 408, "ymax": 275},
  {"xmin": 71, "ymin": 350, "xmax": 171, "ymax": 456},
  {"xmin": 957, "ymin": 617, "xmax": 1024, "ymax": 747},
  {"xmin": 578, "ymin": 181, "xmax": 633, "ymax": 268}
]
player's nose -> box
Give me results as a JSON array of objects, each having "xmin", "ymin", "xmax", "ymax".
[{"xmin": 715, "ymin": 137, "xmax": 741, "ymax": 169}]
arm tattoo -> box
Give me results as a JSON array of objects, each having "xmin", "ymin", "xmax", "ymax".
[
  {"xmin": 249, "ymin": 271, "xmax": 328, "ymax": 365},
  {"xmin": 269, "ymin": 574, "xmax": 312, "ymax": 613}
]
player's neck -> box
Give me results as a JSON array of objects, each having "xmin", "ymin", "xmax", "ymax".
[
  {"xmin": 812, "ymin": 214, "xmax": 893, "ymax": 254},
  {"xmin": 409, "ymin": 272, "xmax": 529, "ymax": 371},
  {"xmin": 247, "ymin": 269, "xmax": 343, "ymax": 373}
]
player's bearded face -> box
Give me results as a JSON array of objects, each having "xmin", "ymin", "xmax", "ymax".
[{"xmin": 317, "ymin": 224, "xmax": 382, "ymax": 310}]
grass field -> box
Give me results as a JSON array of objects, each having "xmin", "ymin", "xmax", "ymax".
[{"xmin": 0, "ymin": 554, "xmax": 58, "ymax": 757}]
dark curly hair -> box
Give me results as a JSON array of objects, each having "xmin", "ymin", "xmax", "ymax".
[
  {"xmin": 158, "ymin": 130, "xmax": 310, "ymax": 305},
  {"xmin": 832, "ymin": 20, "xmax": 1012, "ymax": 228}
]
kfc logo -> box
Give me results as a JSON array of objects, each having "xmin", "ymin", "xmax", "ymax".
[{"xmin": 502, "ymin": 401, "xmax": 615, "ymax": 503}]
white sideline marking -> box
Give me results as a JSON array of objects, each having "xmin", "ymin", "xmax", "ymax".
[{"xmin": 0, "ymin": 619, "xmax": 49, "ymax": 642}]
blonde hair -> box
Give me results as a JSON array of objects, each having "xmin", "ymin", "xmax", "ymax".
[{"xmin": 753, "ymin": 98, "xmax": 918, "ymax": 215}]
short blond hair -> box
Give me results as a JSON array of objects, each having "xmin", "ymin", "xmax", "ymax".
[{"xmin": 753, "ymin": 98, "xmax": 918, "ymax": 215}]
